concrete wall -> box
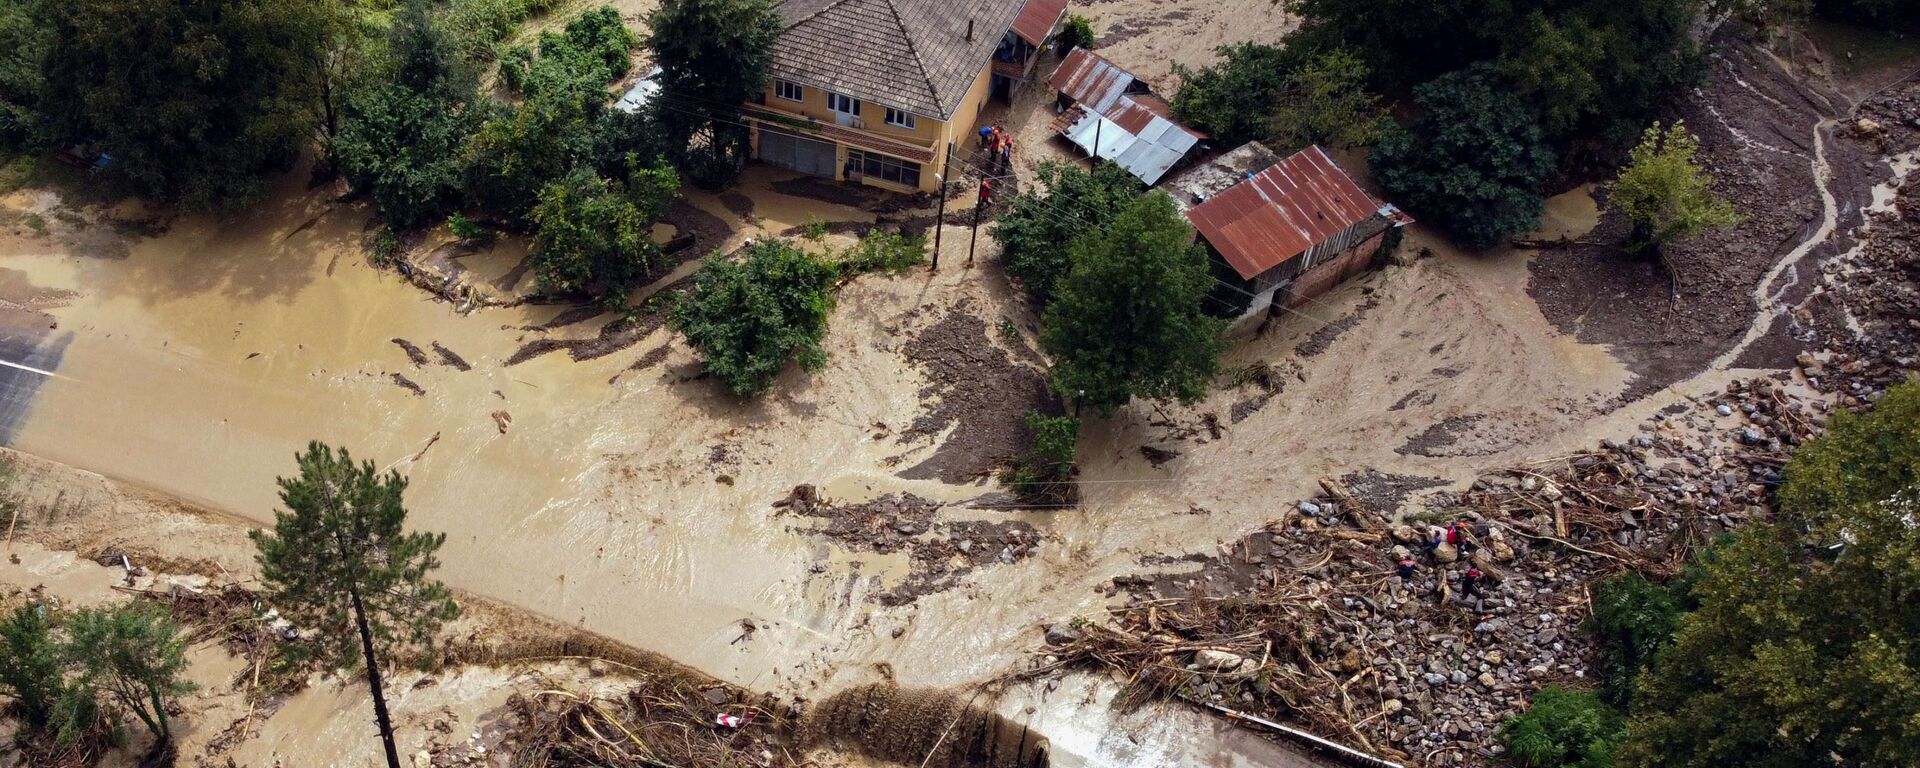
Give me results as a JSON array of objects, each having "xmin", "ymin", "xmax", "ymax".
[{"xmin": 752, "ymin": 64, "xmax": 996, "ymax": 194}]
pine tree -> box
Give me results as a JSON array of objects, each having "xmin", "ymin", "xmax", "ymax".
[{"xmin": 251, "ymin": 442, "xmax": 460, "ymax": 768}]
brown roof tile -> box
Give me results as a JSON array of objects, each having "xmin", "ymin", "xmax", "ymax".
[{"xmin": 772, "ymin": 0, "xmax": 1029, "ymax": 119}]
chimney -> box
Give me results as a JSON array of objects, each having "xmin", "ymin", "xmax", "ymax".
[{"xmin": 966, "ymin": 18, "xmax": 974, "ymax": 40}]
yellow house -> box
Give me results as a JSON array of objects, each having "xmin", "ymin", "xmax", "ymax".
[{"xmin": 744, "ymin": 0, "xmax": 1067, "ymax": 194}]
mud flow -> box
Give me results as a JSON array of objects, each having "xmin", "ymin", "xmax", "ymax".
[{"xmin": 805, "ymin": 684, "xmax": 1048, "ymax": 768}]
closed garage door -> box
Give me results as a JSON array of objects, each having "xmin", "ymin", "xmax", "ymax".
[{"xmin": 758, "ymin": 128, "xmax": 837, "ymax": 178}]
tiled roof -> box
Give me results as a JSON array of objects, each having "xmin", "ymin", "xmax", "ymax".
[
  {"xmin": 772, "ymin": 0, "xmax": 1028, "ymax": 119},
  {"xmin": 1186, "ymin": 146, "xmax": 1403, "ymax": 280}
]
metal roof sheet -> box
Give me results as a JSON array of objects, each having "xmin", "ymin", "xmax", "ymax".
[
  {"xmin": 1010, "ymin": 0, "xmax": 1067, "ymax": 45},
  {"xmin": 1050, "ymin": 51, "xmax": 1205, "ymax": 186},
  {"xmin": 1050, "ymin": 48, "xmax": 1136, "ymax": 115},
  {"xmin": 1185, "ymin": 145, "xmax": 1400, "ymax": 280}
]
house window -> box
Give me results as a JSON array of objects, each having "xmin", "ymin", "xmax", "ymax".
[
  {"xmin": 827, "ymin": 92, "xmax": 860, "ymax": 115},
  {"xmin": 774, "ymin": 80, "xmax": 804, "ymax": 102},
  {"xmin": 847, "ymin": 149, "xmax": 922, "ymax": 188},
  {"xmin": 884, "ymin": 108, "xmax": 916, "ymax": 129}
]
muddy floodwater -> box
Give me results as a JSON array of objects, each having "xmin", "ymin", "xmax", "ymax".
[{"xmin": 0, "ymin": 160, "xmax": 1721, "ymax": 734}]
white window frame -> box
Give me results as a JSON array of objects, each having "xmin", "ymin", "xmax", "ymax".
[
  {"xmin": 884, "ymin": 107, "xmax": 916, "ymax": 129},
  {"xmin": 827, "ymin": 92, "xmax": 860, "ymax": 115},
  {"xmin": 774, "ymin": 80, "xmax": 804, "ymax": 102}
]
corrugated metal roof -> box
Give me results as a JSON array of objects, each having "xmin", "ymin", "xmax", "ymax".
[
  {"xmin": 1010, "ymin": 0, "xmax": 1067, "ymax": 45},
  {"xmin": 1050, "ymin": 52, "xmax": 1205, "ymax": 186},
  {"xmin": 1050, "ymin": 48, "xmax": 1136, "ymax": 115},
  {"xmin": 1186, "ymin": 146, "xmax": 1402, "ymax": 280}
]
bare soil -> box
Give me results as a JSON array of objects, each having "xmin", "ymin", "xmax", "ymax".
[
  {"xmin": 1527, "ymin": 33, "xmax": 1885, "ymax": 399},
  {"xmin": 895, "ymin": 303, "xmax": 1062, "ymax": 484}
]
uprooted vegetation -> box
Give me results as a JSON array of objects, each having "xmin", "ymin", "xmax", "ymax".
[{"xmin": 1031, "ymin": 373, "xmax": 1828, "ymax": 765}]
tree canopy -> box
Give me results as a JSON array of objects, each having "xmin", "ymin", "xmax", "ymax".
[
  {"xmin": 65, "ymin": 603, "xmax": 193, "ymax": 747},
  {"xmin": 669, "ymin": 239, "xmax": 838, "ymax": 396},
  {"xmin": 1610, "ymin": 121, "xmax": 1741, "ymax": 255},
  {"xmin": 992, "ymin": 160, "xmax": 1140, "ymax": 304},
  {"xmin": 1040, "ymin": 192, "xmax": 1224, "ymax": 416},
  {"xmin": 645, "ymin": 0, "xmax": 780, "ymax": 188},
  {"xmin": 251, "ymin": 441, "xmax": 459, "ymax": 768},
  {"xmin": 528, "ymin": 163, "xmax": 678, "ymax": 296},
  {"xmin": 1618, "ymin": 381, "xmax": 1920, "ymax": 768},
  {"xmin": 39, "ymin": 0, "xmax": 338, "ymax": 209},
  {"xmin": 1172, "ymin": 44, "xmax": 1384, "ymax": 151},
  {"xmin": 1500, "ymin": 686, "xmax": 1624, "ymax": 768},
  {"xmin": 1283, "ymin": 0, "xmax": 1702, "ymax": 155},
  {"xmin": 1171, "ymin": 43, "xmax": 1297, "ymax": 149},
  {"xmin": 1371, "ymin": 65, "xmax": 1555, "ymax": 249}
]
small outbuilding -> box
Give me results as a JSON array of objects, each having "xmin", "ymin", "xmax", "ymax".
[
  {"xmin": 1169, "ymin": 143, "xmax": 1411, "ymax": 330},
  {"xmin": 1047, "ymin": 48, "xmax": 1205, "ymax": 186}
]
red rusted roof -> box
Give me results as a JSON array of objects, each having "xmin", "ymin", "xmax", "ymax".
[
  {"xmin": 1011, "ymin": 0, "xmax": 1067, "ymax": 46},
  {"xmin": 1050, "ymin": 48, "xmax": 1136, "ymax": 114},
  {"xmin": 1185, "ymin": 146, "xmax": 1391, "ymax": 280}
]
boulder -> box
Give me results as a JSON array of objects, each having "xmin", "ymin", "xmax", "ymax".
[
  {"xmin": 1194, "ymin": 649, "xmax": 1253, "ymax": 675},
  {"xmin": 1433, "ymin": 542, "xmax": 1460, "ymax": 563}
]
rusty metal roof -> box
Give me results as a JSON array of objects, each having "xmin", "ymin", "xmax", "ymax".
[
  {"xmin": 1050, "ymin": 51, "xmax": 1205, "ymax": 185},
  {"xmin": 1050, "ymin": 48, "xmax": 1138, "ymax": 115},
  {"xmin": 1010, "ymin": 0, "xmax": 1067, "ymax": 45},
  {"xmin": 1186, "ymin": 146, "xmax": 1403, "ymax": 280}
]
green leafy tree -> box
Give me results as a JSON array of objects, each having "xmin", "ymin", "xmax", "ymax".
[
  {"xmin": 462, "ymin": 87, "xmax": 595, "ymax": 221},
  {"xmin": 1040, "ymin": 192, "xmax": 1224, "ymax": 416},
  {"xmin": 1586, "ymin": 572, "xmax": 1684, "ymax": 707},
  {"xmin": 1005, "ymin": 411, "xmax": 1079, "ymax": 503},
  {"xmin": 1500, "ymin": 686, "xmax": 1624, "ymax": 768},
  {"xmin": 1619, "ymin": 381, "xmax": 1920, "ymax": 768},
  {"xmin": 992, "ymin": 160, "xmax": 1139, "ymax": 304},
  {"xmin": 1610, "ymin": 121, "xmax": 1741, "ymax": 255},
  {"xmin": 0, "ymin": 2, "xmax": 50, "ymax": 149},
  {"xmin": 0, "ymin": 605, "xmax": 96, "ymax": 745},
  {"xmin": 1282, "ymin": 0, "xmax": 1701, "ymax": 153},
  {"xmin": 65, "ymin": 603, "xmax": 193, "ymax": 748},
  {"xmin": 337, "ymin": 86, "xmax": 483, "ymax": 228},
  {"xmin": 39, "ymin": 0, "xmax": 337, "ymax": 209},
  {"xmin": 503, "ymin": 6, "xmax": 635, "ymax": 104},
  {"xmin": 645, "ymin": 0, "xmax": 781, "ymax": 188},
  {"xmin": 529, "ymin": 164, "xmax": 678, "ymax": 296},
  {"xmin": 1171, "ymin": 43, "xmax": 1298, "ymax": 147},
  {"xmin": 670, "ymin": 240, "xmax": 837, "ymax": 396},
  {"xmin": 1372, "ymin": 65, "xmax": 1554, "ymax": 249},
  {"xmin": 834, "ymin": 229, "xmax": 926, "ymax": 276},
  {"xmin": 1270, "ymin": 49, "xmax": 1387, "ymax": 151},
  {"xmin": 336, "ymin": 2, "xmax": 484, "ymax": 229},
  {"xmin": 251, "ymin": 442, "xmax": 461, "ymax": 768},
  {"xmin": 1057, "ymin": 15, "xmax": 1096, "ymax": 51}
]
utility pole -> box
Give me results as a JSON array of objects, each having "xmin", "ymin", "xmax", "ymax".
[
  {"xmin": 967, "ymin": 177, "xmax": 990, "ymax": 266},
  {"xmin": 932, "ymin": 143, "xmax": 952, "ymax": 271}
]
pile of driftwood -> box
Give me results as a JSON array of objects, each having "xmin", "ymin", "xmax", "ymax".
[
  {"xmin": 1033, "ymin": 378, "xmax": 1818, "ymax": 764},
  {"xmin": 493, "ymin": 669, "xmax": 795, "ymax": 768}
]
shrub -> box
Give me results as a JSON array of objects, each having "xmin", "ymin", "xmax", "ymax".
[
  {"xmin": 528, "ymin": 167, "xmax": 657, "ymax": 296},
  {"xmin": 1499, "ymin": 686, "xmax": 1623, "ymax": 768},
  {"xmin": 669, "ymin": 240, "xmax": 837, "ymax": 396},
  {"xmin": 447, "ymin": 212, "xmax": 489, "ymax": 242},
  {"xmin": 1005, "ymin": 412, "xmax": 1079, "ymax": 502},
  {"xmin": 1610, "ymin": 121, "xmax": 1740, "ymax": 255},
  {"xmin": 1057, "ymin": 15, "xmax": 1096, "ymax": 50},
  {"xmin": 836, "ymin": 230, "xmax": 925, "ymax": 276}
]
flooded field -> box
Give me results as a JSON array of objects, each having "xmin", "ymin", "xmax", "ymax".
[{"xmin": 0, "ymin": 151, "xmax": 1678, "ymax": 707}]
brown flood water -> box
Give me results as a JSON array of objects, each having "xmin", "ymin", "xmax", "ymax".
[{"xmin": 0, "ymin": 163, "xmax": 1673, "ymax": 745}]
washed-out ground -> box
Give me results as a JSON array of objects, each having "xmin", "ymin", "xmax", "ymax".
[{"xmin": 0, "ymin": 8, "xmax": 1914, "ymax": 768}]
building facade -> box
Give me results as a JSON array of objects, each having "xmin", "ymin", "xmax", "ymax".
[{"xmin": 744, "ymin": 0, "xmax": 1065, "ymax": 194}]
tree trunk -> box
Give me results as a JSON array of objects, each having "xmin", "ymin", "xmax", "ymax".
[{"xmin": 350, "ymin": 586, "xmax": 403, "ymax": 768}]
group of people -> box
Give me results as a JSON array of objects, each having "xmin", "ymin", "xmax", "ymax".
[
  {"xmin": 977, "ymin": 124, "xmax": 1016, "ymax": 172},
  {"xmin": 1394, "ymin": 518, "xmax": 1487, "ymax": 601}
]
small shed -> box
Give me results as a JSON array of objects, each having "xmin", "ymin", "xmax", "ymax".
[
  {"xmin": 1047, "ymin": 48, "xmax": 1205, "ymax": 186},
  {"xmin": 1171, "ymin": 143, "xmax": 1411, "ymax": 328}
]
